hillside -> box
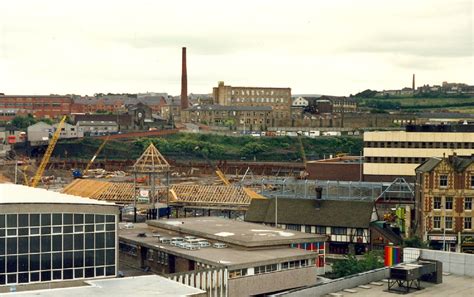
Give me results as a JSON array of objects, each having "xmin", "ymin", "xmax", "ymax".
[
  {"xmin": 357, "ymin": 96, "xmax": 474, "ymax": 111},
  {"xmin": 55, "ymin": 133, "xmax": 363, "ymax": 162}
]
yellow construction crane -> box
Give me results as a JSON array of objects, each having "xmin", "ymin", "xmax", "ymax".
[
  {"xmin": 297, "ymin": 134, "xmax": 307, "ymax": 170},
  {"xmin": 84, "ymin": 135, "xmax": 110, "ymax": 173},
  {"xmin": 21, "ymin": 165, "xmax": 29, "ymax": 186},
  {"xmin": 216, "ymin": 169, "xmax": 231, "ymax": 186},
  {"xmin": 31, "ymin": 116, "xmax": 67, "ymax": 188},
  {"xmin": 297, "ymin": 135, "xmax": 309, "ymax": 179}
]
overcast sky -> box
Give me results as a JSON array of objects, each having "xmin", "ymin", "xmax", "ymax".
[{"xmin": 0, "ymin": 0, "xmax": 472, "ymax": 96}]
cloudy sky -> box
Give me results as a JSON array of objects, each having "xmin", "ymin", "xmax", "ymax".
[{"xmin": 0, "ymin": 0, "xmax": 472, "ymax": 96}]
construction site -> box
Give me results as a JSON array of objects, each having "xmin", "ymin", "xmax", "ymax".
[
  {"xmin": 0, "ymin": 115, "xmax": 414, "ymax": 229},
  {"xmin": 0, "ymin": 116, "xmax": 295, "ymax": 221}
]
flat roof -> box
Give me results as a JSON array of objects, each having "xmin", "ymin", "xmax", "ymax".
[
  {"xmin": 148, "ymin": 217, "xmax": 325, "ymax": 247},
  {"xmin": 0, "ymin": 184, "xmax": 115, "ymax": 206},
  {"xmin": 1, "ymin": 275, "xmax": 205, "ymax": 297},
  {"xmin": 328, "ymin": 274, "xmax": 474, "ymax": 297},
  {"xmin": 119, "ymin": 223, "xmax": 320, "ymax": 269}
]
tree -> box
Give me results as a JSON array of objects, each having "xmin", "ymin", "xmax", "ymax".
[
  {"xmin": 402, "ymin": 236, "xmax": 428, "ymax": 248},
  {"xmin": 240, "ymin": 142, "xmax": 268, "ymax": 160},
  {"xmin": 11, "ymin": 115, "xmax": 37, "ymax": 129},
  {"xmin": 354, "ymin": 89, "xmax": 378, "ymax": 98},
  {"xmin": 331, "ymin": 251, "xmax": 383, "ymax": 278},
  {"xmin": 224, "ymin": 118, "xmax": 236, "ymax": 129}
]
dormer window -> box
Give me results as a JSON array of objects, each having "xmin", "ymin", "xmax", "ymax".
[{"xmin": 439, "ymin": 175, "xmax": 448, "ymax": 188}]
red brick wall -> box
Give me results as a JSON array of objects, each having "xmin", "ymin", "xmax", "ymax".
[
  {"xmin": 307, "ymin": 162, "xmax": 361, "ymax": 181},
  {"xmin": 0, "ymin": 96, "xmax": 72, "ymax": 118}
]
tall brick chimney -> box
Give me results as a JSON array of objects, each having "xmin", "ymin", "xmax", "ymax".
[
  {"xmin": 412, "ymin": 74, "xmax": 415, "ymax": 91},
  {"xmin": 180, "ymin": 47, "xmax": 188, "ymax": 110}
]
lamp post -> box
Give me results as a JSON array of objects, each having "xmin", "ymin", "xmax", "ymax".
[{"xmin": 275, "ymin": 195, "xmax": 278, "ymax": 228}]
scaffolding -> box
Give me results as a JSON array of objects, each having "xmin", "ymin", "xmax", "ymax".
[{"xmin": 240, "ymin": 177, "xmax": 415, "ymax": 202}]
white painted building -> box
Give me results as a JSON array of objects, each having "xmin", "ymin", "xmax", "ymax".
[{"xmin": 292, "ymin": 96, "xmax": 309, "ymax": 107}]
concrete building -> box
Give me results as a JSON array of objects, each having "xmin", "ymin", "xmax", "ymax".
[
  {"xmin": 212, "ymin": 81, "xmax": 292, "ymax": 120},
  {"xmin": 245, "ymin": 198, "xmax": 380, "ymax": 255},
  {"xmin": 364, "ymin": 125, "xmax": 474, "ymax": 182},
  {"xmin": 0, "ymin": 96, "xmax": 73, "ymax": 119},
  {"xmin": 182, "ymin": 105, "xmax": 273, "ymax": 131},
  {"xmin": 2, "ymin": 275, "xmax": 206, "ymax": 296},
  {"xmin": 415, "ymin": 155, "xmax": 474, "ymax": 252},
  {"xmin": 0, "ymin": 184, "xmax": 119, "ymax": 287},
  {"xmin": 119, "ymin": 217, "xmax": 325, "ymax": 296}
]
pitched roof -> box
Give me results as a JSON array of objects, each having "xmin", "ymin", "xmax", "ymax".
[
  {"xmin": 245, "ymin": 198, "xmax": 375, "ymax": 228},
  {"xmin": 416, "ymin": 156, "xmax": 474, "ymax": 173},
  {"xmin": 73, "ymin": 114, "xmax": 132, "ymax": 126},
  {"xmin": 62, "ymin": 179, "xmax": 135, "ymax": 202},
  {"xmin": 133, "ymin": 143, "xmax": 170, "ymax": 173},
  {"xmin": 169, "ymin": 185, "xmax": 265, "ymax": 208},
  {"xmin": 415, "ymin": 157, "xmax": 442, "ymax": 173}
]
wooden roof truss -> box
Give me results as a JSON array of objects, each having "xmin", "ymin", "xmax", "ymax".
[{"xmin": 133, "ymin": 143, "xmax": 170, "ymax": 173}]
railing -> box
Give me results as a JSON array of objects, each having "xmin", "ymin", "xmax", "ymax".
[{"xmin": 168, "ymin": 267, "xmax": 228, "ymax": 297}]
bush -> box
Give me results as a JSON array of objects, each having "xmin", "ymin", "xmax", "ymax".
[{"xmin": 331, "ymin": 251, "xmax": 384, "ymax": 278}]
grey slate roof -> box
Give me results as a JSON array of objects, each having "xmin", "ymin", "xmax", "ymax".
[
  {"xmin": 415, "ymin": 157, "xmax": 442, "ymax": 173},
  {"xmin": 416, "ymin": 156, "xmax": 474, "ymax": 173},
  {"xmin": 245, "ymin": 198, "xmax": 375, "ymax": 229}
]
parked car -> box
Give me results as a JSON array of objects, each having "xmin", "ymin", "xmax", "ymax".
[
  {"xmin": 197, "ymin": 241, "xmax": 211, "ymax": 248},
  {"xmin": 213, "ymin": 242, "xmax": 227, "ymax": 249},
  {"xmin": 159, "ymin": 237, "xmax": 171, "ymax": 244}
]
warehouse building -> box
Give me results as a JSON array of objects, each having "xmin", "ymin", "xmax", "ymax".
[{"xmin": 0, "ymin": 184, "xmax": 119, "ymax": 287}]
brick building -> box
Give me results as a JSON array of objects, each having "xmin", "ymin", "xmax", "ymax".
[
  {"xmin": 0, "ymin": 95, "xmax": 73, "ymax": 119},
  {"xmin": 306, "ymin": 156, "xmax": 363, "ymax": 181},
  {"xmin": 304, "ymin": 96, "xmax": 358, "ymax": 114},
  {"xmin": 415, "ymin": 155, "xmax": 474, "ymax": 252},
  {"xmin": 71, "ymin": 95, "xmax": 167, "ymax": 115},
  {"xmin": 182, "ymin": 105, "xmax": 273, "ymax": 131},
  {"xmin": 212, "ymin": 81, "xmax": 292, "ymax": 121}
]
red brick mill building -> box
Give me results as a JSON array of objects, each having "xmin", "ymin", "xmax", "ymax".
[{"xmin": 0, "ymin": 95, "xmax": 73, "ymax": 120}]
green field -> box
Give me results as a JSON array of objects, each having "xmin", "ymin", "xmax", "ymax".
[{"xmin": 55, "ymin": 133, "xmax": 363, "ymax": 162}]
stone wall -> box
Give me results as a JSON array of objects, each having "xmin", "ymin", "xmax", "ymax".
[{"xmin": 228, "ymin": 267, "xmax": 320, "ymax": 297}]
